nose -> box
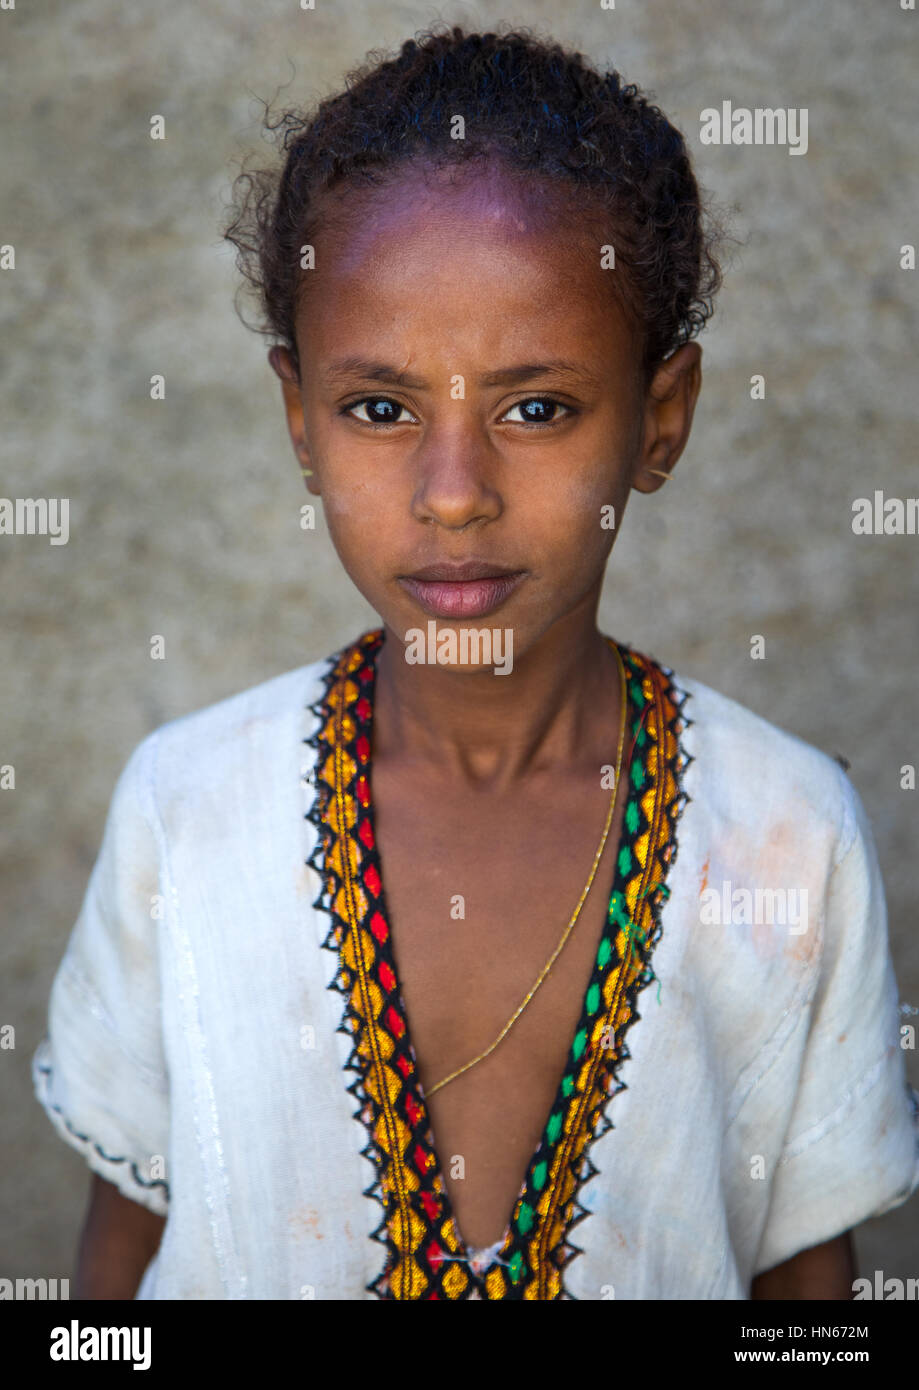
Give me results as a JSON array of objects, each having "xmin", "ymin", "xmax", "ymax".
[{"xmin": 410, "ymin": 416, "xmax": 503, "ymax": 530}]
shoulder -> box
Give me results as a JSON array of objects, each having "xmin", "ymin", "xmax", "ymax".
[
  {"xmin": 114, "ymin": 643, "xmax": 351, "ymax": 826},
  {"xmin": 154, "ymin": 653, "xmax": 333, "ymax": 754},
  {"xmin": 649, "ymin": 655, "xmax": 861, "ymax": 875}
]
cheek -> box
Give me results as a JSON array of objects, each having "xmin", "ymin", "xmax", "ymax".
[
  {"xmin": 315, "ymin": 484, "xmax": 373, "ymax": 569},
  {"xmin": 318, "ymin": 464, "xmax": 405, "ymax": 572},
  {"xmin": 531, "ymin": 474, "xmax": 621, "ymax": 589},
  {"xmin": 322, "ymin": 502, "xmax": 386, "ymax": 586},
  {"xmin": 320, "ymin": 488, "xmax": 360, "ymax": 522},
  {"xmin": 316, "ymin": 447, "xmax": 388, "ymax": 524},
  {"xmin": 524, "ymin": 468, "xmax": 619, "ymax": 544},
  {"xmin": 559, "ymin": 472, "xmax": 619, "ymax": 517}
]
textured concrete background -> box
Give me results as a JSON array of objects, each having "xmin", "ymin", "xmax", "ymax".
[{"xmin": 2, "ymin": 0, "xmax": 917, "ymax": 1288}]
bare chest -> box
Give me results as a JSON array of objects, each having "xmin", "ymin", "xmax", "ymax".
[{"xmin": 371, "ymin": 771, "xmax": 627, "ymax": 1251}]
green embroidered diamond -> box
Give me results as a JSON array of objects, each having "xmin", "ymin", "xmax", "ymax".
[
  {"xmin": 586, "ymin": 982, "xmax": 600, "ymax": 1015},
  {"xmin": 509, "ymin": 1251, "xmax": 525, "ymax": 1284},
  {"xmin": 631, "ymin": 760, "xmax": 646, "ymax": 790},
  {"xmin": 597, "ymin": 936, "xmax": 612, "ymax": 969},
  {"xmin": 516, "ymin": 1201, "xmax": 535, "ymax": 1233},
  {"xmin": 562, "ymin": 1074, "xmax": 574, "ymax": 1097},
  {"xmin": 618, "ymin": 844, "xmax": 633, "ymax": 877},
  {"xmin": 572, "ymin": 1027, "xmax": 587, "ymax": 1060},
  {"xmin": 547, "ymin": 1110, "xmax": 563, "ymax": 1143},
  {"xmin": 625, "ymin": 799, "xmax": 640, "ymax": 834},
  {"xmin": 532, "ymin": 1161, "xmax": 548, "ymax": 1192}
]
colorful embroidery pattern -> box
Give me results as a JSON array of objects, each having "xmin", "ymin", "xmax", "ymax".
[{"xmin": 305, "ymin": 628, "xmax": 692, "ymax": 1299}]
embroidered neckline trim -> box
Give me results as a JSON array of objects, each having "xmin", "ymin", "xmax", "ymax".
[{"xmin": 304, "ymin": 628, "xmax": 693, "ymax": 1299}]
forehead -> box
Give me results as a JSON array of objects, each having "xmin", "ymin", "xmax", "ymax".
[
  {"xmin": 296, "ymin": 158, "xmax": 640, "ymax": 378},
  {"xmin": 306, "ymin": 158, "xmax": 610, "ymax": 291},
  {"xmin": 320, "ymin": 157, "xmax": 582, "ymax": 235}
]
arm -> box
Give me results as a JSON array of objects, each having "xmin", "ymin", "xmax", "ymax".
[
  {"xmin": 75, "ymin": 1174, "xmax": 167, "ymax": 1300},
  {"xmin": 750, "ymin": 1230, "xmax": 855, "ymax": 1300}
]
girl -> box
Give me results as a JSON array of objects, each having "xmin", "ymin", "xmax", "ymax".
[{"xmin": 33, "ymin": 25, "xmax": 919, "ymax": 1300}]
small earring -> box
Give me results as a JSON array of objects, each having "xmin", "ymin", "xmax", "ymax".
[
  {"xmin": 647, "ymin": 469, "xmax": 672, "ymax": 483},
  {"xmin": 301, "ymin": 465, "xmax": 314, "ymax": 477}
]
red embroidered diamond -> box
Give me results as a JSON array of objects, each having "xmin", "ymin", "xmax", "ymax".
[
  {"xmin": 358, "ymin": 818, "xmax": 375, "ymax": 851},
  {"xmin": 405, "ymin": 1094, "xmax": 423, "ymax": 1127},
  {"xmin": 379, "ymin": 960, "xmax": 396, "ymax": 994},
  {"xmin": 363, "ymin": 863, "xmax": 381, "ymax": 897},
  {"xmin": 370, "ymin": 911, "xmax": 388, "ymax": 943},
  {"xmin": 385, "ymin": 1005, "xmax": 405, "ymax": 1039},
  {"xmin": 420, "ymin": 1190, "xmax": 440, "ymax": 1220}
]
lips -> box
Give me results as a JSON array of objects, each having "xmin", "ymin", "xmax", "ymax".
[{"xmin": 398, "ymin": 562, "xmax": 526, "ymax": 619}]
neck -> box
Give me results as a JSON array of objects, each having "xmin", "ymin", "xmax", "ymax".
[{"xmin": 372, "ymin": 593, "xmax": 623, "ymax": 791}]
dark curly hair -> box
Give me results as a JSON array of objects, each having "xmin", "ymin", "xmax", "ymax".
[{"xmin": 224, "ymin": 23, "xmax": 731, "ymax": 390}]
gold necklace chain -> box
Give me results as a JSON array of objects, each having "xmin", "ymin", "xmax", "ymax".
[{"xmin": 425, "ymin": 642, "xmax": 629, "ymax": 1098}]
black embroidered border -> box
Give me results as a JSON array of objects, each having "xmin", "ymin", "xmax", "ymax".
[
  {"xmin": 302, "ymin": 632, "xmax": 395, "ymax": 1292},
  {"xmin": 552, "ymin": 648, "xmax": 694, "ymax": 1297},
  {"xmin": 34, "ymin": 1057, "xmax": 170, "ymax": 1199},
  {"xmin": 303, "ymin": 631, "xmax": 695, "ymax": 1298}
]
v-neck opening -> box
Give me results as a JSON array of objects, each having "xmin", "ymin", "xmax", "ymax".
[
  {"xmin": 361, "ymin": 630, "xmax": 640, "ymax": 1275},
  {"xmin": 305, "ymin": 627, "xmax": 692, "ymax": 1298}
]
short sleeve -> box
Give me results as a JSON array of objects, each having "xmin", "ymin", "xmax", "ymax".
[
  {"xmin": 31, "ymin": 733, "xmax": 170, "ymax": 1217},
  {"xmin": 754, "ymin": 775, "xmax": 919, "ymax": 1274}
]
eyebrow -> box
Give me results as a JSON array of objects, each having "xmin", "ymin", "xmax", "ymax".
[{"xmin": 321, "ymin": 357, "xmax": 597, "ymax": 389}]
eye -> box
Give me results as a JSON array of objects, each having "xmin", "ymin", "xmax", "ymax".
[
  {"xmin": 342, "ymin": 397, "xmax": 418, "ymax": 426},
  {"xmin": 502, "ymin": 397, "xmax": 572, "ymax": 426}
]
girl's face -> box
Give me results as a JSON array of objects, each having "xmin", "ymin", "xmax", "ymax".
[{"xmin": 271, "ymin": 161, "xmax": 700, "ymax": 665}]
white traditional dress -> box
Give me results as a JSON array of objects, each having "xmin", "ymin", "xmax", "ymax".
[{"xmin": 32, "ymin": 629, "xmax": 919, "ymax": 1299}]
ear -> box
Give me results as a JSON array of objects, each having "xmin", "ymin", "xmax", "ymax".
[
  {"xmin": 631, "ymin": 343, "xmax": 702, "ymax": 494},
  {"xmin": 268, "ymin": 346, "xmax": 320, "ymax": 494}
]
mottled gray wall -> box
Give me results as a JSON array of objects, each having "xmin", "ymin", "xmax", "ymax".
[{"xmin": 2, "ymin": 0, "xmax": 917, "ymax": 1286}]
